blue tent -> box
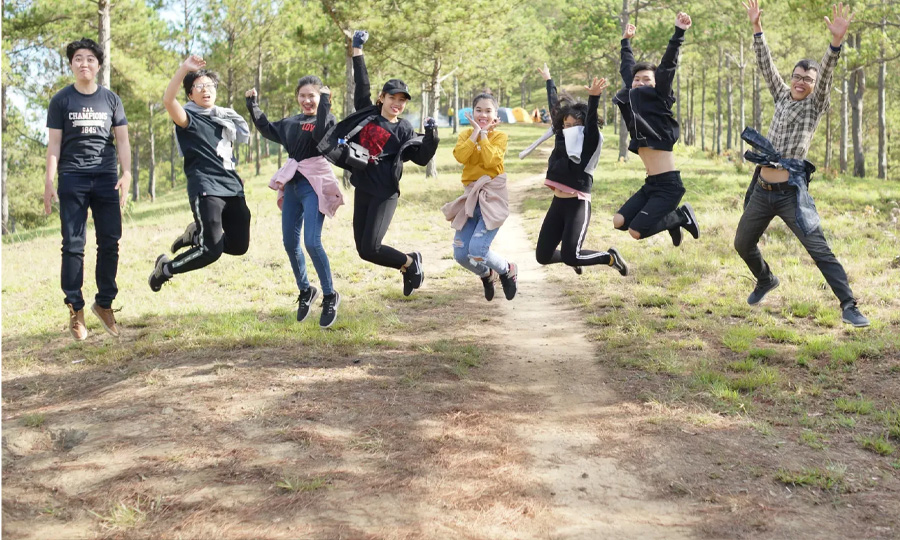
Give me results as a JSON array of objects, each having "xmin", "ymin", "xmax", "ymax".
[
  {"xmin": 498, "ymin": 108, "xmax": 517, "ymax": 124},
  {"xmin": 458, "ymin": 107, "xmax": 473, "ymax": 126}
]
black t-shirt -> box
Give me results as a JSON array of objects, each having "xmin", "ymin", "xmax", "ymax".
[
  {"xmin": 46, "ymin": 84, "xmax": 127, "ymax": 174},
  {"xmin": 176, "ymin": 110, "xmax": 244, "ymax": 198},
  {"xmin": 350, "ymin": 116, "xmax": 414, "ymax": 197}
]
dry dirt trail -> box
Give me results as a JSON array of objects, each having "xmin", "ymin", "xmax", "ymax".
[{"xmin": 477, "ymin": 176, "xmax": 699, "ymax": 539}]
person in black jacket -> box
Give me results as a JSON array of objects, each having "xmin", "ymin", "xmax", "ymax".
[
  {"xmin": 321, "ymin": 30, "xmax": 439, "ymax": 296},
  {"xmin": 612, "ymin": 13, "xmax": 700, "ymax": 247},
  {"xmin": 534, "ymin": 64, "xmax": 628, "ymax": 277}
]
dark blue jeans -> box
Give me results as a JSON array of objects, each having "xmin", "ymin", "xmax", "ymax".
[
  {"xmin": 734, "ymin": 184, "xmax": 856, "ymax": 308},
  {"xmin": 282, "ymin": 177, "xmax": 333, "ymax": 295},
  {"xmin": 58, "ymin": 172, "xmax": 121, "ymax": 311}
]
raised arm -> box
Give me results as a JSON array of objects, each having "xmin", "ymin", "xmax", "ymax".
[
  {"xmin": 538, "ymin": 64, "xmax": 561, "ymax": 118},
  {"xmin": 351, "ymin": 30, "xmax": 373, "ymax": 110},
  {"xmin": 164, "ymin": 55, "xmax": 204, "ymax": 128},
  {"xmin": 745, "ymin": 0, "xmax": 789, "ymax": 101},
  {"xmin": 313, "ymin": 86, "xmax": 335, "ymax": 142},
  {"xmin": 620, "ymin": 24, "xmax": 636, "ymax": 88},
  {"xmin": 582, "ymin": 77, "xmax": 608, "ymax": 160},
  {"xmin": 403, "ymin": 120, "xmax": 440, "ymax": 166},
  {"xmin": 244, "ymin": 88, "xmax": 283, "ymax": 144},
  {"xmin": 655, "ymin": 14, "xmax": 689, "ymax": 98},
  {"xmin": 813, "ymin": 2, "xmax": 853, "ymax": 111}
]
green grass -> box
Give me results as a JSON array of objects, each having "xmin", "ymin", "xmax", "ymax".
[
  {"xmin": 859, "ymin": 435, "xmax": 896, "ymax": 456},
  {"xmin": 835, "ymin": 397, "xmax": 875, "ymax": 415},
  {"xmin": 775, "ymin": 464, "xmax": 846, "ymax": 491},
  {"xmin": 21, "ymin": 413, "xmax": 46, "ymax": 428},
  {"xmin": 276, "ymin": 475, "xmax": 330, "ymax": 493}
]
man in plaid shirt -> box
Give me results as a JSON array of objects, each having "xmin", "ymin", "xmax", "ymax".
[{"xmin": 734, "ymin": 0, "xmax": 868, "ymax": 327}]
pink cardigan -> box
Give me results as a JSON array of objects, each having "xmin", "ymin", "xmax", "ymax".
[{"xmin": 269, "ymin": 156, "xmax": 344, "ymax": 217}]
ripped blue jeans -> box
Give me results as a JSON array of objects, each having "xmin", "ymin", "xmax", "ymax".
[{"xmin": 453, "ymin": 202, "xmax": 509, "ymax": 277}]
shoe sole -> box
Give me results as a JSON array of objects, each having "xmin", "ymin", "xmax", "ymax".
[
  {"xmin": 298, "ymin": 288, "xmax": 320, "ymax": 322},
  {"xmin": 171, "ymin": 224, "xmax": 198, "ymax": 253},
  {"xmin": 841, "ymin": 317, "xmax": 870, "ymax": 328},
  {"xmin": 413, "ymin": 252, "xmax": 424, "ymax": 289},
  {"xmin": 91, "ymin": 302, "xmax": 120, "ymax": 338},
  {"xmin": 608, "ymin": 248, "xmax": 629, "ymax": 276},
  {"xmin": 747, "ymin": 279, "xmax": 780, "ymax": 305},
  {"xmin": 682, "ymin": 203, "xmax": 700, "ymax": 239},
  {"xmin": 148, "ymin": 254, "xmax": 169, "ymax": 292},
  {"xmin": 320, "ymin": 293, "xmax": 342, "ymax": 329}
]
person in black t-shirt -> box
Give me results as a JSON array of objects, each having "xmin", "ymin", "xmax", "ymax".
[
  {"xmin": 45, "ymin": 37, "xmax": 132, "ymax": 341},
  {"xmin": 346, "ymin": 30, "xmax": 439, "ymax": 297},
  {"xmin": 149, "ymin": 55, "xmax": 251, "ymax": 292}
]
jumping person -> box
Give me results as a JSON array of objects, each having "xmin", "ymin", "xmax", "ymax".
[
  {"xmin": 533, "ymin": 64, "xmax": 628, "ymax": 277},
  {"xmin": 245, "ymin": 77, "xmax": 344, "ymax": 328},
  {"xmin": 734, "ymin": 1, "xmax": 868, "ymax": 327},
  {"xmin": 149, "ymin": 55, "xmax": 251, "ymax": 292},
  {"xmin": 45, "ymin": 37, "xmax": 132, "ymax": 340},
  {"xmin": 612, "ymin": 13, "xmax": 699, "ymax": 247},
  {"xmin": 317, "ymin": 30, "xmax": 439, "ymax": 296},
  {"xmin": 442, "ymin": 94, "xmax": 517, "ymax": 301}
]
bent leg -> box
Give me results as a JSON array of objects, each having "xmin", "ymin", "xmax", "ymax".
[
  {"xmin": 535, "ymin": 198, "xmax": 566, "ymax": 265},
  {"xmin": 559, "ymin": 199, "xmax": 612, "ymax": 266},
  {"xmin": 169, "ymin": 196, "xmax": 227, "ymax": 275}
]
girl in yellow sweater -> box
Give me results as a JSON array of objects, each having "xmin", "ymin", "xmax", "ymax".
[{"xmin": 441, "ymin": 93, "xmax": 517, "ymax": 301}]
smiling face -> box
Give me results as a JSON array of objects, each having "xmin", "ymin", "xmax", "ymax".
[
  {"xmin": 296, "ymin": 84, "xmax": 321, "ymax": 115},
  {"xmin": 70, "ymin": 49, "xmax": 100, "ymax": 84},
  {"xmin": 790, "ymin": 67, "xmax": 817, "ymax": 101},
  {"xmin": 632, "ymin": 69, "xmax": 656, "ymax": 88},
  {"xmin": 379, "ymin": 92, "xmax": 408, "ymax": 121},
  {"xmin": 473, "ymin": 97, "xmax": 498, "ymax": 129},
  {"xmin": 189, "ymin": 76, "xmax": 217, "ymax": 109}
]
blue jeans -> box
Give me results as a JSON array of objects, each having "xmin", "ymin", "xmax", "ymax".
[
  {"xmin": 282, "ymin": 176, "xmax": 333, "ymax": 295},
  {"xmin": 453, "ymin": 203, "xmax": 509, "ymax": 277},
  {"xmin": 58, "ymin": 172, "xmax": 121, "ymax": 311}
]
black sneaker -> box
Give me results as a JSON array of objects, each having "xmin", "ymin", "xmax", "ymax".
[
  {"xmin": 841, "ymin": 305, "xmax": 870, "ymax": 328},
  {"xmin": 148, "ymin": 254, "xmax": 172, "ymax": 292},
  {"xmin": 481, "ymin": 270, "xmax": 497, "ymax": 301},
  {"xmin": 171, "ymin": 222, "xmax": 198, "ymax": 253},
  {"xmin": 573, "ymin": 266, "xmax": 583, "ymax": 275},
  {"xmin": 680, "ymin": 203, "xmax": 700, "ymax": 239},
  {"xmin": 669, "ymin": 226, "xmax": 683, "ymax": 247},
  {"xmin": 747, "ymin": 275, "xmax": 779, "ymax": 305},
  {"xmin": 296, "ymin": 286, "xmax": 319, "ymax": 322},
  {"xmin": 499, "ymin": 262, "xmax": 518, "ymax": 300},
  {"xmin": 608, "ymin": 247, "xmax": 629, "ymax": 276},
  {"xmin": 402, "ymin": 252, "xmax": 424, "ymax": 297},
  {"xmin": 320, "ymin": 291, "xmax": 341, "ymax": 328}
]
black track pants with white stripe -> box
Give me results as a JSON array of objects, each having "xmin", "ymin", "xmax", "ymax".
[
  {"xmin": 169, "ymin": 195, "xmax": 251, "ymax": 275},
  {"xmin": 535, "ymin": 196, "xmax": 611, "ymax": 267}
]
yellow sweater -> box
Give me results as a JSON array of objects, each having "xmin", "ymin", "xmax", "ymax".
[{"xmin": 452, "ymin": 128, "xmax": 507, "ymax": 185}]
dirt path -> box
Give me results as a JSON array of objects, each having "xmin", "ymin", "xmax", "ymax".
[{"xmin": 480, "ymin": 177, "xmax": 698, "ymax": 538}]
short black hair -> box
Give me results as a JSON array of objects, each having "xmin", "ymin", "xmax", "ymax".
[
  {"xmin": 631, "ymin": 61, "xmax": 656, "ymax": 77},
  {"xmin": 295, "ymin": 75, "xmax": 323, "ymax": 97},
  {"xmin": 66, "ymin": 38, "xmax": 103, "ymax": 65},
  {"xmin": 793, "ymin": 59, "xmax": 820, "ymax": 75},
  {"xmin": 551, "ymin": 92, "xmax": 603, "ymax": 133},
  {"xmin": 472, "ymin": 92, "xmax": 498, "ymax": 109},
  {"xmin": 183, "ymin": 69, "xmax": 219, "ymax": 99}
]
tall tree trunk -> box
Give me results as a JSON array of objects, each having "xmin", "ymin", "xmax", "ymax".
[
  {"xmin": 148, "ymin": 103, "xmax": 156, "ymax": 201},
  {"xmin": 739, "ymin": 38, "xmax": 746, "ymax": 157},
  {"xmin": 226, "ymin": 31, "xmax": 235, "ymax": 108},
  {"xmin": 426, "ymin": 58, "xmax": 442, "ymax": 179},
  {"xmin": 1, "ymin": 79, "xmax": 9, "ymax": 234},
  {"xmin": 688, "ymin": 76, "xmax": 695, "ymax": 145},
  {"xmin": 170, "ymin": 125, "xmax": 176, "ymax": 187},
  {"xmin": 131, "ymin": 130, "xmax": 140, "ymax": 201},
  {"xmin": 255, "ymin": 42, "xmax": 262, "ymax": 176},
  {"xmin": 97, "ymin": 0, "xmax": 111, "ymax": 88},
  {"xmin": 676, "ymin": 68, "xmax": 682, "ymax": 129},
  {"xmin": 701, "ymin": 67, "xmax": 707, "ymax": 151},
  {"xmin": 877, "ymin": 14, "xmax": 887, "ymax": 179},
  {"xmin": 848, "ymin": 34, "xmax": 865, "ymax": 178},
  {"xmin": 618, "ymin": 0, "xmax": 629, "ymax": 160},
  {"xmin": 726, "ymin": 55, "xmax": 733, "ymax": 151},
  {"xmin": 453, "ymin": 76, "xmax": 459, "ymax": 135},
  {"xmin": 716, "ymin": 47, "xmax": 722, "ymax": 155},
  {"xmin": 840, "ymin": 73, "xmax": 848, "ymax": 173},
  {"xmin": 278, "ymin": 102, "xmax": 285, "ymax": 169}
]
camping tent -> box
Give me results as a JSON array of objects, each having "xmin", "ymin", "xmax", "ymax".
[
  {"xmin": 498, "ymin": 108, "xmax": 517, "ymax": 123},
  {"xmin": 511, "ymin": 107, "xmax": 533, "ymax": 123},
  {"xmin": 458, "ymin": 107, "xmax": 472, "ymax": 126}
]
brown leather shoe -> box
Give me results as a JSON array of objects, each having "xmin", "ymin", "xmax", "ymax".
[
  {"xmin": 91, "ymin": 302, "xmax": 120, "ymax": 338},
  {"xmin": 67, "ymin": 304, "xmax": 88, "ymax": 341}
]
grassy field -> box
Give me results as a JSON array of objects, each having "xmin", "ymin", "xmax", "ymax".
[{"xmin": 2, "ymin": 123, "xmax": 899, "ymax": 538}]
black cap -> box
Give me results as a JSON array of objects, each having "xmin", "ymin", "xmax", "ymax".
[{"xmin": 381, "ymin": 79, "xmax": 411, "ymax": 100}]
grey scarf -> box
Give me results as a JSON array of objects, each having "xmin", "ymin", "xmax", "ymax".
[{"xmin": 178, "ymin": 101, "xmax": 250, "ymax": 156}]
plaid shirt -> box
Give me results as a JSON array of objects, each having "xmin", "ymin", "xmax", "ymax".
[{"xmin": 754, "ymin": 33, "xmax": 841, "ymax": 161}]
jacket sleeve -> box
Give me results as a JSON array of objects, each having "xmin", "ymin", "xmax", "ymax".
[
  {"xmin": 654, "ymin": 27, "xmax": 685, "ymax": 99},
  {"xmin": 313, "ymin": 94, "xmax": 335, "ymax": 142},
  {"xmin": 245, "ymin": 96, "xmax": 283, "ymax": 145},
  {"xmin": 581, "ymin": 94, "xmax": 601, "ymax": 162},
  {"xmin": 403, "ymin": 126, "xmax": 440, "ymax": 166},
  {"xmin": 352, "ymin": 55, "xmax": 373, "ymax": 111},
  {"xmin": 479, "ymin": 131, "xmax": 507, "ymax": 170},
  {"xmin": 753, "ymin": 33, "xmax": 790, "ymax": 102},
  {"xmin": 546, "ymin": 79, "xmax": 561, "ymax": 119},
  {"xmin": 812, "ymin": 44, "xmax": 841, "ymax": 114},
  {"xmin": 620, "ymin": 38, "xmax": 636, "ymax": 89},
  {"xmin": 452, "ymin": 129, "xmax": 475, "ymax": 164}
]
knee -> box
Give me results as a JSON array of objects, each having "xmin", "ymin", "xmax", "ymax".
[
  {"xmin": 357, "ymin": 244, "xmax": 377, "ymax": 262},
  {"xmin": 535, "ymin": 250, "xmax": 552, "ymax": 265},
  {"xmin": 303, "ymin": 236, "xmax": 324, "ymax": 255},
  {"xmin": 613, "ymin": 214, "xmax": 627, "ymax": 230},
  {"xmin": 560, "ymin": 249, "xmax": 579, "ymax": 267},
  {"xmin": 628, "ymin": 228, "xmax": 642, "ymax": 240}
]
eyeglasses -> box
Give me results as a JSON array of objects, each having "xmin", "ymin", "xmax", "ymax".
[
  {"xmin": 791, "ymin": 74, "xmax": 816, "ymax": 85},
  {"xmin": 192, "ymin": 83, "xmax": 218, "ymax": 91}
]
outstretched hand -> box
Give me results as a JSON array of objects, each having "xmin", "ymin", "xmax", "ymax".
[
  {"xmin": 824, "ymin": 2, "xmax": 854, "ymax": 42},
  {"xmin": 537, "ymin": 63, "xmax": 551, "ymax": 81},
  {"xmin": 742, "ymin": 0, "xmax": 762, "ymax": 30},
  {"xmin": 245, "ymin": 88, "xmax": 257, "ymax": 99},
  {"xmin": 182, "ymin": 54, "xmax": 205, "ymax": 72},
  {"xmin": 623, "ymin": 23, "xmax": 636, "ymax": 40},
  {"xmin": 585, "ymin": 77, "xmax": 609, "ymax": 96},
  {"xmin": 352, "ymin": 30, "xmax": 369, "ymax": 49},
  {"xmin": 320, "ymin": 85, "xmax": 330, "ymax": 95},
  {"xmin": 675, "ymin": 12, "xmax": 692, "ymax": 30}
]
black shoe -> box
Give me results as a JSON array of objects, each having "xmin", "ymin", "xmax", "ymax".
[
  {"xmin": 573, "ymin": 266, "xmax": 583, "ymax": 275},
  {"xmin": 841, "ymin": 305, "xmax": 870, "ymax": 327},
  {"xmin": 499, "ymin": 262, "xmax": 518, "ymax": 300},
  {"xmin": 171, "ymin": 222, "xmax": 198, "ymax": 253},
  {"xmin": 608, "ymin": 247, "xmax": 629, "ymax": 276},
  {"xmin": 481, "ymin": 270, "xmax": 497, "ymax": 301},
  {"xmin": 320, "ymin": 291, "xmax": 341, "ymax": 328},
  {"xmin": 680, "ymin": 203, "xmax": 700, "ymax": 239},
  {"xmin": 747, "ymin": 275, "xmax": 779, "ymax": 305},
  {"xmin": 148, "ymin": 254, "xmax": 172, "ymax": 292},
  {"xmin": 669, "ymin": 226, "xmax": 683, "ymax": 247},
  {"xmin": 402, "ymin": 252, "xmax": 424, "ymax": 297},
  {"xmin": 296, "ymin": 286, "xmax": 319, "ymax": 322}
]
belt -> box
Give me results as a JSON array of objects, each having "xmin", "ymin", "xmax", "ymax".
[{"xmin": 757, "ymin": 178, "xmax": 795, "ymax": 192}]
